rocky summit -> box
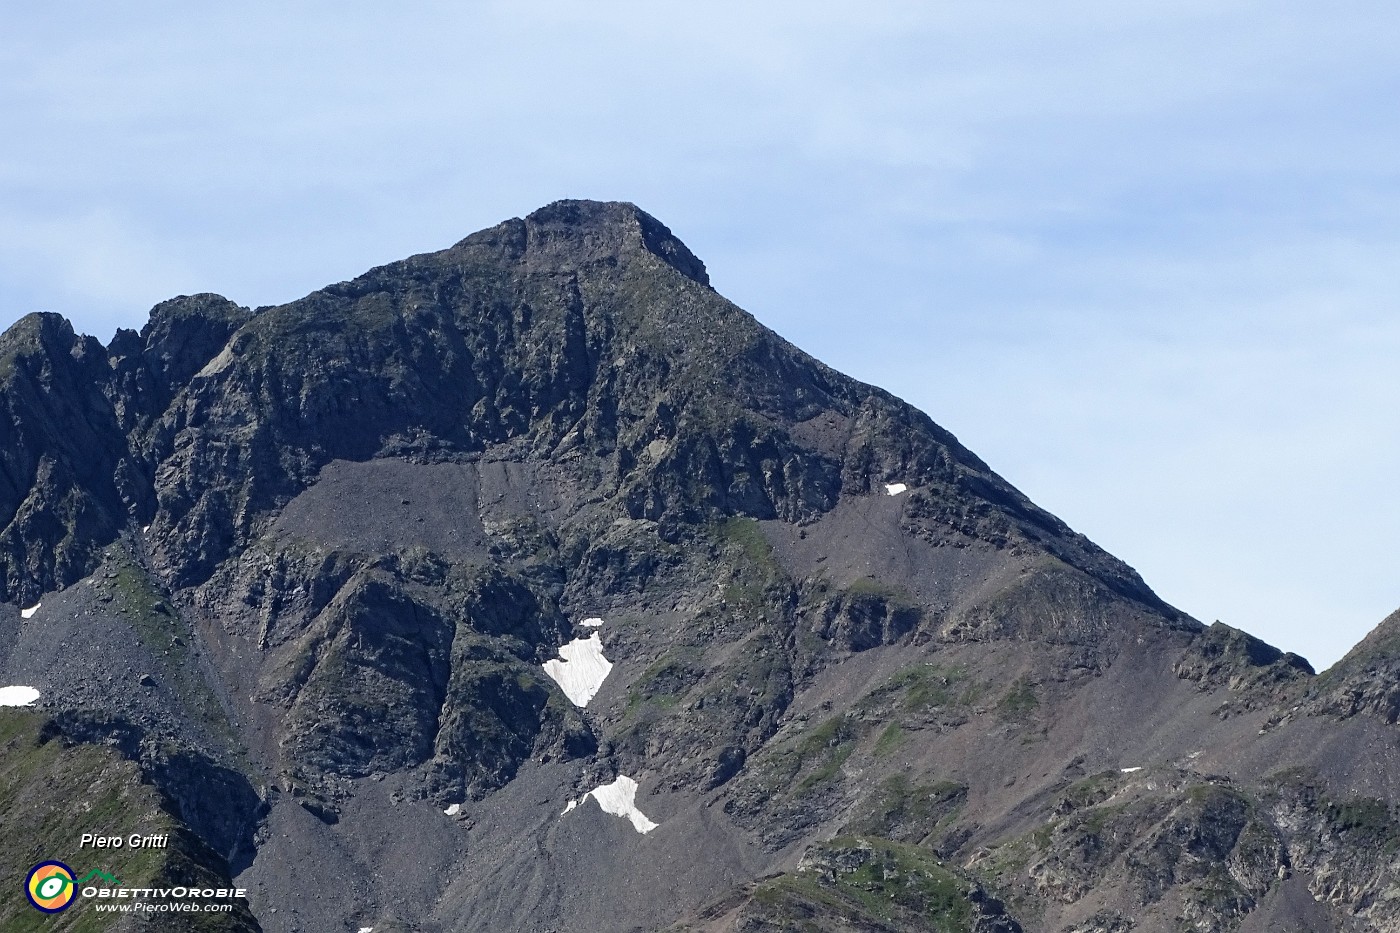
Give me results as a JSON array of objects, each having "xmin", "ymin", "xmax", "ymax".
[{"xmin": 0, "ymin": 200, "xmax": 1396, "ymax": 933}]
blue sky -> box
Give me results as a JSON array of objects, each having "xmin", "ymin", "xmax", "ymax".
[{"xmin": 3, "ymin": 2, "xmax": 1397, "ymax": 668}]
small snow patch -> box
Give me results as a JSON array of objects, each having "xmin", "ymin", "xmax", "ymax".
[
  {"xmin": 444, "ymin": 803, "xmax": 460, "ymax": 816},
  {"xmin": 561, "ymin": 775, "xmax": 657, "ymax": 834},
  {"xmin": 580, "ymin": 617, "xmax": 605, "ymax": 627},
  {"xmin": 142, "ymin": 525, "xmax": 150, "ymax": 533},
  {"xmin": 542, "ymin": 633, "xmax": 612, "ymax": 707},
  {"xmin": 1120, "ymin": 767, "xmax": 1142, "ymax": 773},
  {"xmin": 0, "ymin": 686, "xmax": 40, "ymax": 707},
  {"xmin": 358, "ymin": 928, "xmax": 373, "ymax": 933},
  {"xmin": 20, "ymin": 603, "xmax": 40, "ymax": 620},
  {"xmin": 883, "ymin": 483, "xmax": 907, "ymax": 496}
]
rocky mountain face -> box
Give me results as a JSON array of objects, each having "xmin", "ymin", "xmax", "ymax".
[{"xmin": 1, "ymin": 200, "xmax": 1397, "ymax": 933}]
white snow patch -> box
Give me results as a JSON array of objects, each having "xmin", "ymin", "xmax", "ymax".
[
  {"xmin": 883, "ymin": 483, "xmax": 908, "ymax": 496},
  {"xmin": 0, "ymin": 686, "xmax": 40, "ymax": 707},
  {"xmin": 443, "ymin": 803, "xmax": 460, "ymax": 816},
  {"xmin": 580, "ymin": 617, "xmax": 605, "ymax": 627},
  {"xmin": 1120, "ymin": 767, "xmax": 1142, "ymax": 773},
  {"xmin": 358, "ymin": 928, "xmax": 374, "ymax": 933},
  {"xmin": 20, "ymin": 603, "xmax": 40, "ymax": 619},
  {"xmin": 562, "ymin": 775, "xmax": 658, "ymax": 834},
  {"xmin": 590, "ymin": 775, "xmax": 658, "ymax": 834},
  {"xmin": 541, "ymin": 633, "xmax": 612, "ymax": 707},
  {"xmin": 142, "ymin": 525, "xmax": 150, "ymax": 533}
]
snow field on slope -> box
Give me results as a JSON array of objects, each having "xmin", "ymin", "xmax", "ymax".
[
  {"xmin": 0, "ymin": 686, "xmax": 40, "ymax": 706},
  {"xmin": 560, "ymin": 775, "xmax": 658, "ymax": 834},
  {"xmin": 542, "ymin": 623, "xmax": 613, "ymax": 707}
]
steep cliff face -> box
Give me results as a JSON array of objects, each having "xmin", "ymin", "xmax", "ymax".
[
  {"xmin": 0, "ymin": 313, "xmax": 129, "ymax": 603},
  {"xmin": 0, "ymin": 201, "xmax": 1395, "ymax": 933}
]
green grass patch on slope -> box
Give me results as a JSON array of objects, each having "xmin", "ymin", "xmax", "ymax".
[
  {"xmin": 0, "ymin": 711, "xmax": 255, "ymax": 932},
  {"xmin": 843, "ymin": 773, "xmax": 968, "ymax": 843},
  {"xmin": 749, "ymin": 837, "xmax": 980, "ymax": 932},
  {"xmin": 859, "ymin": 663, "xmax": 980, "ymax": 716},
  {"xmin": 751, "ymin": 714, "xmax": 867, "ymax": 796},
  {"xmin": 996, "ymin": 677, "xmax": 1040, "ymax": 721}
]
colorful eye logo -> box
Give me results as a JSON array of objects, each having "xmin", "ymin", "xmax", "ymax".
[{"xmin": 25, "ymin": 861, "xmax": 76, "ymax": 913}]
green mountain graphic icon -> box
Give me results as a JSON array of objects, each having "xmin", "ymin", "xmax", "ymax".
[{"xmin": 76, "ymin": 870, "xmax": 122, "ymax": 886}]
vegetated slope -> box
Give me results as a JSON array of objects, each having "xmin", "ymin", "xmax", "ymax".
[
  {"xmin": 0, "ymin": 709, "xmax": 258, "ymax": 932},
  {"xmin": 0, "ymin": 200, "xmax": 1396, "ymax": 933}
]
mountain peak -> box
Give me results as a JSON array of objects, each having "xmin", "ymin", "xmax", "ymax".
[
  {"xmin": 0, "ymin": 311, "xmax": 78, "ymax": 375},
  {"xmin": 517, "ymin": 199, "xmax": 710, "ymax": 287},
  {"xmin": 3, "ymin": 203, "xmax": 1393, "ymax": 933}
]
